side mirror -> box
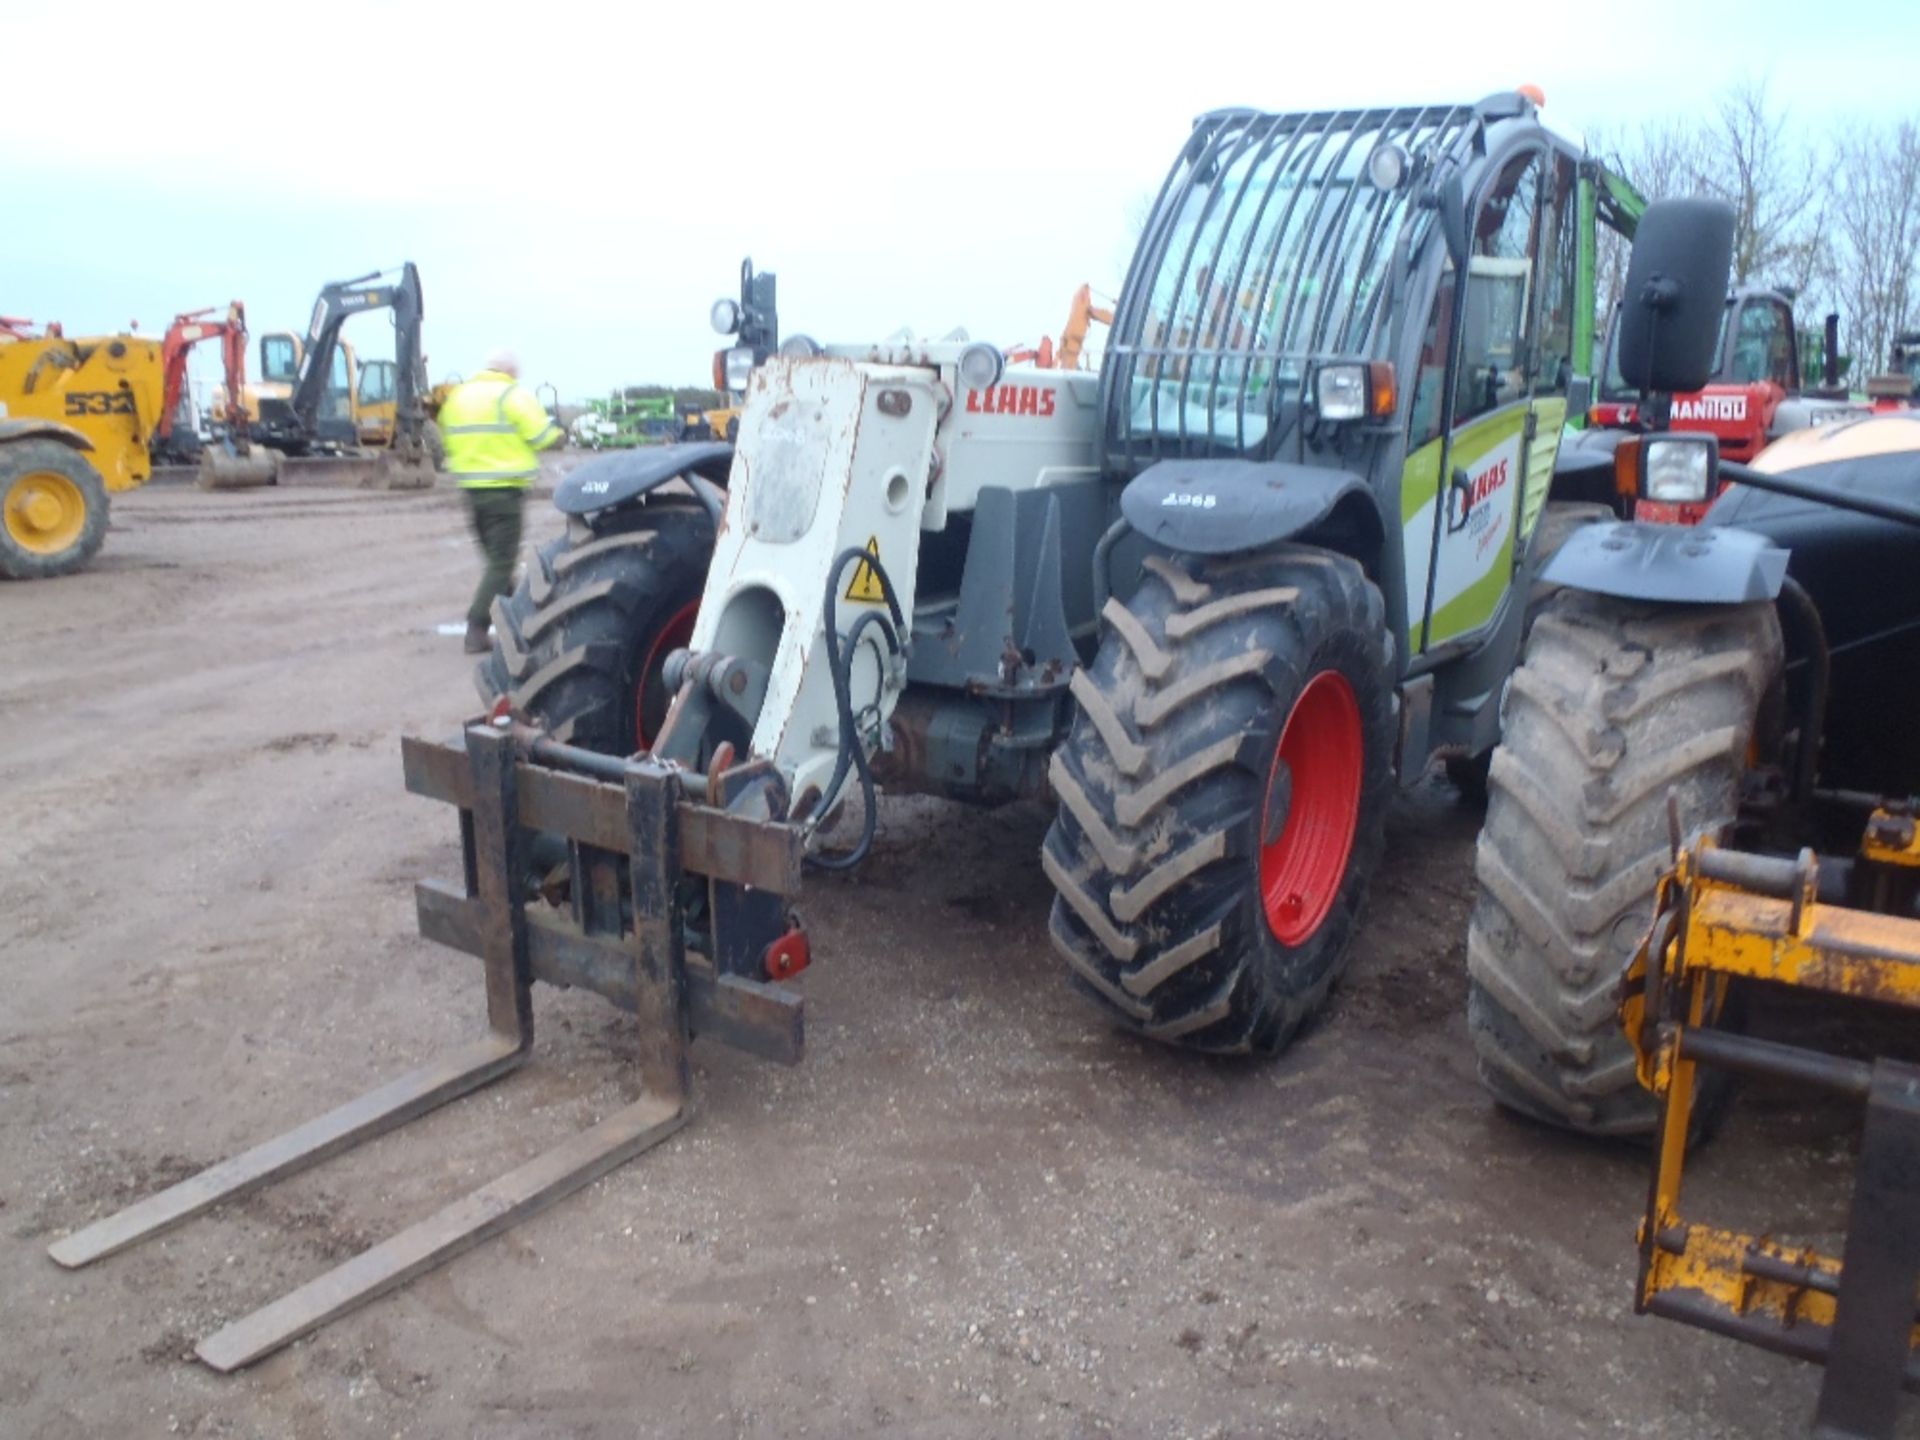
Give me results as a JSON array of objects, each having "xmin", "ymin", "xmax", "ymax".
[
  {"xmin": 737, "ymin": 258, "xmax": 779, "ymax": 364},
  {"xmin": 1618, "ymin": 198, "xmax": 1734, "ymax": 396}
]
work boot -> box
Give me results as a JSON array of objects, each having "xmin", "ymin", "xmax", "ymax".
[{"xmin": 463, "ymin": 620, "xmax": 491, "ymax": 655}]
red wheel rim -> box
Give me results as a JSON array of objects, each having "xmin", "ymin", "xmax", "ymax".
[
  {"xmin": 634, "ymin": 599, "xmax": 699, "ymax": 751},
  {"xmin": 1260, "ymin": 670, "xmax": 1364, "ymax": 946}
]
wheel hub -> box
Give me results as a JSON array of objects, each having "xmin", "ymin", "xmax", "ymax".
[
  {"xmin": 1260, "ymin": 670, "xmax": 1364, "ymax": 946},
  {"xmin": 6, "ymin": 472, "xmax": 87, "ymax": 554},
  {"xmin": 634, "ymin": 600, "xmax": 701, "ymax": 751}
]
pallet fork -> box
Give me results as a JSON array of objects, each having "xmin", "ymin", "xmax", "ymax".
[
  {"xmin": 1623, "ymin": 808, "xmax": 1920, "ymax": 1440},
  {"xmin": 48, "ymin": 719, "xmax": 805, "ymax": 1371}
]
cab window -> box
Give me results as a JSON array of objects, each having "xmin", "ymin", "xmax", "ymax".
[
  {"xmin": 1531, "ymin": 155, "xmax": 1578, "ymax": 399},
  {"xmin": 360, "ymin": 362, "xmax": 394, "ymax": 404},
  {"xmin": 260, "ymin": 335, "xmax": 296, "ymax": 383},
  {"xmin": 1407, "ymin": 149, "xmax": 1542, "ymax": 447},
  {"xmin": 1729, "ymin": 299, "xmax": 1796, "ymax": 388},
  {"xmin": 1454, "ymin": 151, "xmax": 1541, "ymax": 426}
]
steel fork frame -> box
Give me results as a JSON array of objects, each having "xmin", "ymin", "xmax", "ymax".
[{"xmin": 47, "ymin": 721, "xmax": 786, "ymax": 1372}]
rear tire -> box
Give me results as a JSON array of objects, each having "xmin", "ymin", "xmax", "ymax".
[
  {"xmin": 476, "ymin": 502, "xmax": 713, "ymax": 753},
  {"xmin": 0, "ymin": 440, "xmax": 110, "ymax": 580},
  {"xmin": 1043, "ymin": 546, "xmax": 1396, "ymax": 1054},
  {"xmin": 1466, "ymin": 590, "xmax": 1783, "ymax": 1136}
]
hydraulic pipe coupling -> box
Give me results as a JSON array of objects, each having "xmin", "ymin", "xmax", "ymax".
[{"xmin": 662, "ymin": 649, "xmax": 754, "ymax": 704}]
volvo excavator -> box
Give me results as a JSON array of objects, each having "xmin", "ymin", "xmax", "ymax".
[{"xmin": 200, "ymin": 265, "xmax": 438, "ymax": 489}]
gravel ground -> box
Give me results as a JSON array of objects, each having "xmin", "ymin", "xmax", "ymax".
[{"xmin": 2, "ymin": 472, "xmax": 1910, "ymax": 1438}]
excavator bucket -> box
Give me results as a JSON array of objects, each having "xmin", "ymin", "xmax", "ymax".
[
  {"xmin": 48, "ymin": 719, "xmax": 805, "ymax": 1370},
  {"xmin": 1624, "ymin": 816, "xmax": 1920, "ymax": 1439},
  {"xmin": 196, "ymin": 445, "xmax": 283, "ymax": 490}
]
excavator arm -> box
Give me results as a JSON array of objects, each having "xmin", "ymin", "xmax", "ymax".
[
  {"xmin": 158, "ymin": 303, "xmax": 250, "ymax": 445},
  {"xmin": 289, "ymin": 264, "xmax": 427, "ymax": 448}
]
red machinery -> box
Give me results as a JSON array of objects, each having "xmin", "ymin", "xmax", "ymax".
[
  {"xmin": 153, "ymin": 303, "xmax": 278, "ymax": 483},
  {"xmin": 1591, "ymin": 286, "xmax": 1878, "ymax": 523},
  {"xmin": 154, "ymin": 303, "xmax": 247, "ymax": 458},
  {"xmin": 1005, "ymin": 284, "xmax": 1115, "ymax": 371},
  {"xmin": 1, "ymin": 316, "xmax": 60, "ymax": 341}
]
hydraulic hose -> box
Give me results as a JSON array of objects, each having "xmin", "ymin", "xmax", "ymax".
[{"xmin": 808, "ymin": 546, "xmax": 906, "ymax": 872}]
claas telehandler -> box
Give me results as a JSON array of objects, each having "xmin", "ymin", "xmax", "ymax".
[
  {"xmin": 53, "ymin": 91, "xmax": 1713, "ymax": 1367},
  {"xmin": 1464, "ymin": 197, "xmax": 1920, "ymax": 1435}
]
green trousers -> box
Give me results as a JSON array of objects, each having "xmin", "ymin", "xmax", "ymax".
[{"xmin": 463, "ymin": 486, "xmax": 526, "ymax": 627}]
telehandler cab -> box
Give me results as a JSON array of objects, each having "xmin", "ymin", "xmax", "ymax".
[{"xmin": 53, "ymin": 91, "xmax": 1708, "ymax": 1367}]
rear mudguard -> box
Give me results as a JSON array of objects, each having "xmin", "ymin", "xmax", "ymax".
[
  {"xmin": 553, "ymin": 441, "xmax": 734, "ymax": 517},
  {"xmin": 1119, "ymin": 458, "xmax": 1373, "ymax": 556},
  {"xmin": 1542, "ymin": 520, "xmax": 1787, "ymax": 603},
  {"xmin": 0, "ymin": 417, "xmax": 95, "ymax": 451}
]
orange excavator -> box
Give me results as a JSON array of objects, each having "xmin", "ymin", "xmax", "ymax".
[
  {"xmin": 152, "ymin": 303, "xmax": 280, "ymax": 485},
  {"xmin": 1006, "ymin": 284, "xmax": 1114, "ymax": 370}
]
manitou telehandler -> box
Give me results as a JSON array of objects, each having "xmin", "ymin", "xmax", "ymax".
[{"xmin": 54, "ymin": 92, "xmax": 1709, "ymax": 1368}]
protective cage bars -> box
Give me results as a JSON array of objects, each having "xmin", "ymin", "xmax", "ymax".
[
  {"xmin": 1632, "ymin": 835, "xmax": 1920, "ymax": 1440},
  {"xmin": 1100, "ymin": 104, "xmax": 1475, "ymax": 467},
  {"xmin": 47, "ymin": 720, "xmax": 805, "ymax": 1371}
]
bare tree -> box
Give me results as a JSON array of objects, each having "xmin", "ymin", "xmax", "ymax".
[
  {"xmin": 1828, "ymin": 118, "xmax": 1920, "ymax": 374},
  {"xmin": 1700, "ymin": 76, "xmax": 1824, "ymax": 291},
  {"xmin": 1586, "ymin": 80, "xmax": 1832, "ymax": 377},
  {"xmin": 1586, "ymin": 118, "xmax": 1714, "ymax": 324}
]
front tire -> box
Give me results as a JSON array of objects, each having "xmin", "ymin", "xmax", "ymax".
[
  {"xmin": 1466, "ymin": 591, "xmax": 1783, "ymax": 1136},
  {"xmin": 1444, "ymin": 500, "xmax": 1615, "ymax": 802},
  {"xmin": 0, "ymin": 441, "xmax": 110, "ymax": 580},
  {"xmin": 1043, "ymin": 546, "xmax": 1396, "ymax": 1054},
  {"xmin": 476, "ymin": 501, "xmax": 713, "ymax": 753}
]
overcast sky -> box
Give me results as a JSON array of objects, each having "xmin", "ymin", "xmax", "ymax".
[{"xmin": 7, "ymin": 0, "xmax": 1916, "ymax": 406}]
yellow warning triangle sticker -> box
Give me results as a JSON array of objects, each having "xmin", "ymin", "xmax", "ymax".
[{"xmin": 844, "ymin": 535, "xmax": 886, "ymax": 604}]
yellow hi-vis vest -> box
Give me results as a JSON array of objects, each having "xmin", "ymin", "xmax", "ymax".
[{"xmin": 439, "ymin": 369, "xmax": 562, "ymax": 487}]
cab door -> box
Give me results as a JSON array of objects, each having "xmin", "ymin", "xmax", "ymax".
[
  {"xmin": 1402, "ymin": 148, "xmax": 1562, "ymax": 655},
  {"xmin": 356, "ymin": 359, "xmax": 397, "ymax": 445}
]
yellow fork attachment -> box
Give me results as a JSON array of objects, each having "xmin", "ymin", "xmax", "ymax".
[{"xmin": 1623, "ymin": 813, "xmax": 1920, "ymax": 1440}]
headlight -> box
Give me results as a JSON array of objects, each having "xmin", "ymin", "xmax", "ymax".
[
  {"xmin": 1315, "ymin": 362, "xmax": 1368, "ymax": 421},
  {"xmin": 1366, "ymin": 142, "xmax": 1409, "ymax": 192},
  {"xmin": 779, "ymin": 334, "xmax": 822, "ymax": 359},
  {"xmin": 1313, "ymin": 360, "xmax": 1396, "ymax": 421},
  {"xmin": 957, "ymin": 342, "xmax": 1004, "ymax": 392},
  {"xmin": 710, "ymin": 298, "xmax": 742, "ymax": 336},
  {"xmin": 1642, "ymin": 434, "xmax": 1716, "ymax": 503},
  {"xmin": 723, "ymin": 345, "xmax": 756, "ymax": 392}
]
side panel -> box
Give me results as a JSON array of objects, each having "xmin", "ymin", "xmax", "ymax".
[
  {"xmin": 0, "ymin": 336, "xmax": 162, "ymax": 491},
  {"xmin": 1523, "ymin": 396, "xmax": 1568, "ymax": 538},
  {"xmin": 1401, "ymin": 403, "xmax": 1527, "ymax": 650},
  {"xmin": 936, "ymin": 370, "xmax": 1101, "ymax": 523}
]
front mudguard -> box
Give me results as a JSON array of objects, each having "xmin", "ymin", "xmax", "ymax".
[
  {"xmin": 1119, "ymin": 458, "xmax": 1374, "ymax": 556},
  {"xmin": 1541, "ymin": 520, "xmax": 1787, "ymax": 604},
  {"xmin": 0, "ymin": 417, "xmax": 95, "ymax": 452},
  {"xmin": 553, "ymin": 441, "xmax": 735, "ymax": 518}
]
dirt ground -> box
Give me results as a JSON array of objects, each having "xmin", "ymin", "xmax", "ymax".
[{"xmin": 3, "ymin": 472, "xmax": 1911, "ymax": 1440}]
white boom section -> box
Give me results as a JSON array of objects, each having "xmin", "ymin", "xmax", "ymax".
[{"xmin": 688, "ymin": 349, "xmax": 1101, "ymax": 811}]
